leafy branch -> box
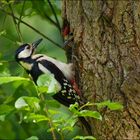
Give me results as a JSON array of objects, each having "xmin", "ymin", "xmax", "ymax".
[
  {"xmin": 39, "ymin": 94, "xmax": 57, "ymax": 140},
  {"xmin": 17, "ymin": 0, "xmax": 26, "ymax": 42},
  {"xmin": 32, "ymin": 0, "xmax": 61, "ymax": 32},
  {"xmin": 6, "ymin": 0, "xmax": 23, "ymax": 42},
  {"xmin": 0, "ymin": 75, "xmax": 123, "ymax": 139},
  {"xmin": 0, "ymin": 7, "xmax": 62, "ymax": 48}
]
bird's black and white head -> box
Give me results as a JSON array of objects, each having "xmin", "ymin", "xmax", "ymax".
[
  {"xmin": 15, "ymin": 38, "xmax": 42, "ymax": 62},
  {"xmin": 15, "ymin": 38, "xmax": 43, "ymax": 70}
]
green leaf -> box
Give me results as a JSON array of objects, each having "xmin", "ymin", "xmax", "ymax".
[
  {"xmin": 0, "ymin": 30, "xmax": 6, "ymax": 36},
  {"xmin": 78, "ymin": 110, "xmax": 102, "ymax": 120},
  {"xmin": 65, "ymin": 116, "xmax": 78, "ymax": 128},
  {"xmin": 107, "ymin": 102, "xmax": 123, "ymax": 110},
  {"xmin": 95, "ymin": 100, "xmax": 110, "ymax": 109},
  {"xmin": 0, "ymin": 76, "xmax": 37, "ymax": 97},
  {"xmin": 37, "ymin": 74, "xmax": 61, "ymax": 94},
  {"xmin": 0, "ymin": 76, "xmax": 30, "ymax": 85},
  {"xmin": 73, "ymin": 135, "xmax": 96, "ymax": 140},
  {"xmin": 45, "ymin": 100, "xmax": 60, "ymax": 108},
  {"xmin": 69, "ymin": 103, "xmax": 102, "ymax": 120},
  {"xmin": 25, "ymin": 113, "xmax": 49, "ymax": 123},
  {"xmin": 61, "ymin": 126, "xmax": 73, "ymax": 132},
  {"xmin": 37, "ymin": 86, "xmax": 48, "ymax": 94},
  {"xmin": 95, "ymin": 100, "xmax": 123, "ymax": 110},
  {"xmin": 25, "ymin": 136, "xmax": 39, "ymax": 140},
  {"xmin": 15, "ymin": 96, "xmax": 40, "ymax": 112},
  {"xmin": 15, "ymin": 97, "xmax": 29, "ymax": 110},
  {"xmin": 69, "ymin": 103, "xmax": 79, "ymax": 114},
  {"xmin": 4, "ymin": 95, "xmax": 15, "ymax": 104},
  {"xmin": 0, "ymin": 104, "xmax": 14, "ymax": 115},
  {"xmin": 48, "ymin": 109, "xmax": 60, "ymax": 115}
]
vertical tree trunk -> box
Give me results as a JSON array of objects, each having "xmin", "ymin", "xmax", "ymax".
[{"xmin": 62, "ymin": 0, "xmax": 140, "ymax": 139}]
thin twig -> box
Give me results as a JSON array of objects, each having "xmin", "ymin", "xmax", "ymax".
[
  {"xmin": 0, "ymin": 8, "xmax": 63, "ymax": 49},
  {"xmin": 6, "ymin": 0, "xmax": 23, "ymax": 42},
  {"xmin": 40, "ymin": 94, "xmax": 57, "ymax": 140},
  {"xmin": 79, "ymin": 102, "xmax": 94, "ymax": 111},
  {"xmin": 31, "ymin": 1, "xmax": 59, "ymax": 31},
  {"xmin": 36, "ymin": 6, "xmax": 58, "ymax": 28},
  {"xmin": 47, "ymin": 0, "xmax": 61, "ymax": 32},
  {"xmin": 17, "ymin": 0, "xmax": 26, "ymax": 40},
  {"xmin": 18, "ymin": 0, "xmax": 26, "ymax": 23}
]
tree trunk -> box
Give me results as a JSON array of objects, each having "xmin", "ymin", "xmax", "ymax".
[{"xmin": 62, "ymin": 0, "xmax": 140, "ymax": 139}]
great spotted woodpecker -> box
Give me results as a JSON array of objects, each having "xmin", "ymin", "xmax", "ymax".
[
  {"xmin": 15, "ymin": 39, "xmax": 92, "ymax": 134},
  {"xmin": 15, "ymin": 38, "xmax": 81, "ymax": 107}
]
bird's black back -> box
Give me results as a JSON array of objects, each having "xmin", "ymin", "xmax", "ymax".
[{"xmin": 29, "ymin": 59, "xmax": 79, "ymax": 106}]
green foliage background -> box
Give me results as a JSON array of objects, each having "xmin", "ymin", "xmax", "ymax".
[{"xmin": 0, "ymin": 0, "xmax": 81, "ymax": 139}]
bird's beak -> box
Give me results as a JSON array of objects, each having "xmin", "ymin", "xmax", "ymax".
[{"xmin": 32, "ymin": 38, "xmax": 43, "ymax": 49}]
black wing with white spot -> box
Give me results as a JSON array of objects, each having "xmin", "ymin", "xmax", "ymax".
[
  {"xmin": 53, "ymin": 78, "xmax": 81, "ymax": 107},
  {"xmin": 39, "ymin": 59, "xmax": 81, "ymax": 106}
]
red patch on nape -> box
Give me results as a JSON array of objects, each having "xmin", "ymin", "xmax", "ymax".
[{"xmin": 62, "ymin": 26, "xmax": 70, "ymax": 37}]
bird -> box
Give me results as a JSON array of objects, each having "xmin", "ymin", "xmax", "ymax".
[
  {"xmin": 15, "ymin": 38, "xmax": 92, "ymax": 134},
  {"xmin": 15, "ymin": 38, "xmax": 81, "ymax": 106}
]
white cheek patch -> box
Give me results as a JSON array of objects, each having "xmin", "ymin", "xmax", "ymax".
[{"xmin": 18, "ymin": 49, "xmax": 32, "ymax": 59}]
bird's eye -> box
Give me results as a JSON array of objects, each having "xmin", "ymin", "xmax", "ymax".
[{"xmin": 26, "ymin": 46, "xmax": 30, "ymax": 49}]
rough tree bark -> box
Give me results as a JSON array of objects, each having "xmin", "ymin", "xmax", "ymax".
[{"xmin": 62, "ymin": 0, "xmax": 140, "ymax": 139}]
